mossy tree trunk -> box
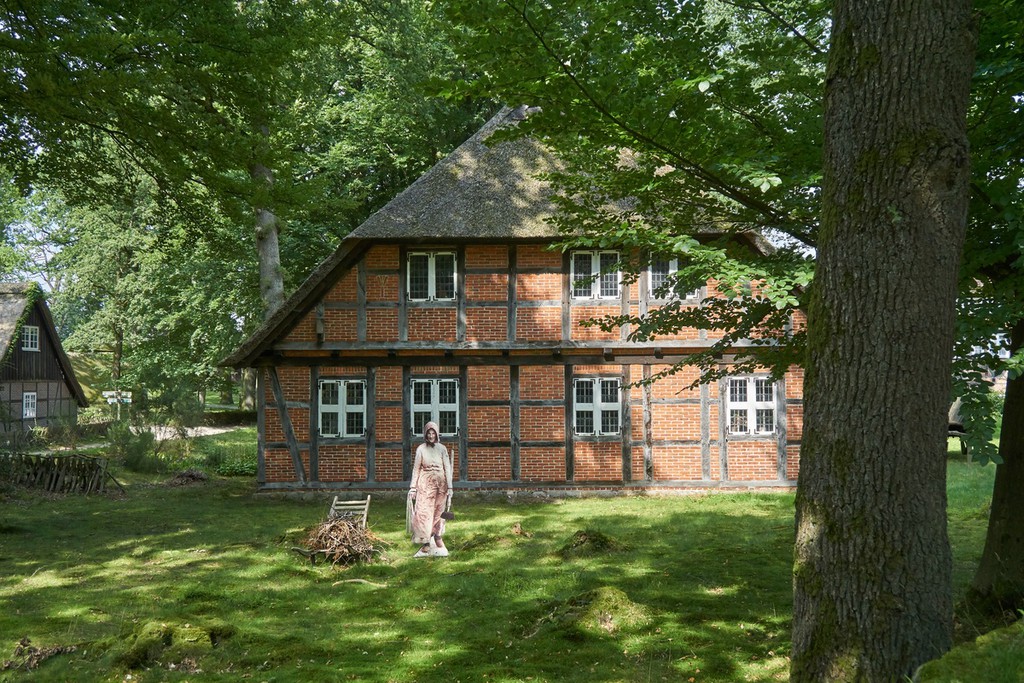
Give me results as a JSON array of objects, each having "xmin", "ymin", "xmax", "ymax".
[
  {"xmin": 971, "ymin": 318, "xmax": 1024, "ymax": 609},
  {"xmin": 791, "ymin": 1, "xmax": 975, "ymax": 680}
]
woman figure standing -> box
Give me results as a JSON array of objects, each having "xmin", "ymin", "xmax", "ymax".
[{"xmin": 407, "ymin": 421, "xmax": 453, "ymax": 557}]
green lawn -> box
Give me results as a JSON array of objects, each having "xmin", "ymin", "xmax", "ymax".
[{"xmin": 0, "ymin": 438, "xmax": 999, "ymax": 682}]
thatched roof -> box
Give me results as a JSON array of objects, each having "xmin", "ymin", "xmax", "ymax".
[
  {"xmin": 0, "ymin": 283, "xmax": 33, "ymax": 357},
  {"xmin": 349, "ymin": 105, "xmax": 561, "ymax": 241},
  {"xmin": 0, "ymin": 282, "xmax": 88, "ymax": 406}
]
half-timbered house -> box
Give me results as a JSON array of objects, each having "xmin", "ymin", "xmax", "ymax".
[
  {"xmin": 0, "ymin": 283, "xmax": 87, "ymax": 433},
  {"xmin": 225, "ymin": 107, "xmax": 804, "ymax": 493}
]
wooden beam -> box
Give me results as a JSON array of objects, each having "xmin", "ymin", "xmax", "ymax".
[
  {"xmin": 510, "ymin": 365, "xmax": 520, "ymax": 481},
  {"xmin": 309, "ymin": 366, "xmax": 320, "ymax": 482},
  {"xmin": 564, "ymin": 364, "xmax": 574, "ymax": 481},
  {"xmin": 268, "ymin": 366, "xmax": 306, "ymax": 484},
  {"xmin": 621, "ymin": 364, "xmax": 632, "ymax": 482}
]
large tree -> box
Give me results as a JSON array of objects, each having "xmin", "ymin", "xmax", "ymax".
[{"xmin": 791, "ymin": 1, "xmax": 974, "ymax": 678}]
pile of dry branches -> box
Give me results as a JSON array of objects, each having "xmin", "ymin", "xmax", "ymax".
[{"xmin": 299, "ymin": 519, "xmax": 386, "ymax": 566}]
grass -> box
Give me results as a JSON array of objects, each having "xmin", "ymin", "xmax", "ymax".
[{"xmin": 0, "ymin": 435, "xmax": 1001, "ymax": 682}]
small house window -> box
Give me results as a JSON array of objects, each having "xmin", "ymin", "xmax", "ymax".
[
  {"xmin": 573, "ymin": 377, "xmax": 621, "ymax": 436},
  {"xmin": 318, "ymin": 379, "xmax": 366, "ymax": 438},
  {"xmin": 571, "ymin": 250, "xmax": 621, "ymax": 299},
  {"xmin": 408, "ymin": 251, "xmax": 457, "ymax": 301},
  {"xmin": 23, "ymin": 392, "xmax": 37, "ymax": 419},
  {"xmin": 649, "ymin": 258, "xmax": 700, "ymax": 300},
  {"xmin": 411, "ymin": 378, "xmax": 459, "ymax": 436},
  {"xmin": 728, "ymin": 377, "xmax": 776, "ymax": 435},
  {"xmin": 21, "ymin": 325, "xmax": 40, "ymax": 351}
]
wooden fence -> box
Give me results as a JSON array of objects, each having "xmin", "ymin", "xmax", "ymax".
[{"xmin": 0, "ymin": 452, "xmax": 109, "ymax": 494}]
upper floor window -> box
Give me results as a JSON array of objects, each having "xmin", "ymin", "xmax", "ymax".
[
  {"xmin": 21, "ymin": 325, "xmax": 39, "ymax": 351},
  {"xmin": 571, "ymin": 250, "xmax": 620, "ymax": 299},
  {"xmin": 408, "ymin": 251, "xmax": 456, "ymax": 301},
  {"xmin": 573, "ymin": 377, "xmax": 621, "ymax": 435},
  {"xmin": 411, "ymin": 378, "xmax": 459, "ymax": 436},
  {"xmin": 649, "ymin": 258, "xmax": 700, "ymax": 301},
  {"xmin": 23, "ymin": 392, "xmax": 37, "ymax": 419},
  {"xmin": 319, "ymin": 379, "xmax": 366, "ymax": 438},
  {"xmin": 727, "ymin": 376, "xmax": 776, "ymax": 435}
]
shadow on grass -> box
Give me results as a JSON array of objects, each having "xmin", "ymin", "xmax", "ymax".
[{"xmin": 0, "ymin": 474, "xmax": 992, "ymax": 682}]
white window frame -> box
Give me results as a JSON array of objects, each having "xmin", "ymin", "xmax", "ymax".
[
  {"xmin": 318, "ymin": 379, "xmax": 367, "ymax": 438},
  {"xmin": 23, "ymin": 392, "xmax": 37, "ymax": 420},
  {"xmin": 727, "ymin": 376, "xmax": 776, "ymax": 436},
  {"xmin": 410, "ymin": 378, "xmax": 460, "ymax": 436},
  {"xmin": 21, "ymin": 325, "xmax": 40, "ymax": 351},
  {"xmin": 573, "ymin": 377, "xmax": 621, "ymax": 436},
  {"xmin": 407, "ymin": 251, "xmax": 457, "ymax": 301},
  {"xmin": 649, "ymin": 258, "xmax": 701, "ymax": 301},
  {"xmin": 571, "ymin": 250, "xmax": 621, "ymax": 300}
]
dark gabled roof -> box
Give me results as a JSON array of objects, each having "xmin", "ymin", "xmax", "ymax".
[
  {"xmin": 0, "ymin": 283, "xmax": 88, "ymax": 407},
  {"xmin": 223, "ymin": 106, "xmax": 560, "ymax": 368}
]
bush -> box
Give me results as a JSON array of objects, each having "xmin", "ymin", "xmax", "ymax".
[
  {"xmin": 108, "ymin": 422, "xmax": 163, "ymax": 474},
  {"xmin": 203, "ymin": 444, "xmax": 257, "ymax": 477}
]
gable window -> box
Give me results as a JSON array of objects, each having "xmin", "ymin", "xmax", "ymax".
[
  {"xmin": 727, "ymin": 376, "xmax": 776, "ymax": 435},
  {"xmin": 411, "ymin": 378, "xmax": 459, "ymax": 436},
  {"xmin": 319, "ymin": 379, "xmax": 366, "ymax": 437},
  {"xmin": 23, "ymin": 392, "xmax": 37, "ymax": 420},
  {"xmin": 408, "ymin": 251, "xmax": 457, "ymax": 301},
  {"xmin": 571, "ymin": 250, "xmax": 621, "ymax": 299},
  {"xmin": 573, "ymin": 377, "xmax": 621, "ymax": 436},
  {"xmin": 649, "ymin": 258, "xmax": 700, "ymax": 300},
  {"xmin": 21, "ymin": 325, "xmax": 40, "ymax": 351}
]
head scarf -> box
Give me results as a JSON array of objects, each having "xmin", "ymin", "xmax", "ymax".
[{"xmin": 424, "ymin": 421, "xmax": 440, "ymax": 443}]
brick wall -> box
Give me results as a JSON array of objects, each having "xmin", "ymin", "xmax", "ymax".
[
  {"xmin": 407, "ymin": 308, "xmax": 457, "ymax": 341},
  {"xmin": 574, "ymin": 441, "xmax": 621, "ymax": 481},
  {"xmin": 465, "ymin": 273, "xmax": 509, "ymax": 300},
  {"xmin": 517, "ymin": 272, "xmax": 561, "ymax": 300},
  {"xmin": 366, "ymin": 309, "xmax": 398, "ymax": 341},
  {"xmin": 376, "ymin": 367, "xmax": 403, "ymax": 402},
  {"xmin": 466, "ymin": 244, "xmax": 508, "ymax": 269},
  {"xmin": 467, "ymin": 405, "xmax": 510, "ymax": 441},
  {"xmin": 467, "ymin": 366, "xmax": 509, "ymax": 401},
  {"xmin": 465, "ymin": 307, "xmax": 506, "ymax": 341},
  {"xmin": 264, "ymin": 448, "xmax": 310, "ymax": 483},
  {"xmin": 366, "ymin": 274, "xmax": 399, "ymax": 302},
  {"xmin": 516, "ymin": 308, "xmax": 561, "ymax": 340},
  {"xmin": 374, "ymin": 406, "xmax": 404, "ymax": 443},
  {"xmin": 324, "ymin": 270, "xmax": 358, "ymax": 303},
  {"xmin": 519, "ymin": 366, "xmax": 563, "ymax": 400},
  {"xmin": 652, "ymin": 445, "xmax": 703, "ymax": 480},
  {"xmin": 520, "ymin": 446, "xmax": 565, "ymax": 481},
  {"xmin": 375, "ymin": 449, "xmax": 404, "ymax": 482},
  {"xmin": 727, "ymin": 441, "xmax": 778, "ymax": 480},
  {"xmin": 571, "ymin": 307, "xmax": 621, "ymax": 341},
  {"xmin": 324, "ymin": 309, "xmax": 358, "ymax": 342},
  {"xmin": 651, "ymin": 404, "xmax": 701, "ymax": 440},
  {"xmin": 468, "ymin": 447, "xmax": 511, "ymax": 480},
  {"xmin": 520, "ymin": 406, "xmax": 564, "ymax": 441},
  {"xmin": 366, "ymin": 245, "xmax": 399, "ymax": 269},
  {"xmin": 517, "ymin": 244, "xmax": 562, "ymax": 269},
  {"xmin": 319, "ymin": 444, "xmax": 368, "ymax": 481},
  {"xmin": 786, "ymin": 446, "xmax": 800, "ymax": 481}
]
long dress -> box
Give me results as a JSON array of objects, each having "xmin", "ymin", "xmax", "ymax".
[{"xmin": 409, "ymin": 441, "xmax": 452, "ymax": 545}]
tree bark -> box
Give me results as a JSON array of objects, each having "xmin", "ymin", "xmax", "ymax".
[
  {"xmin": 970, "ymin": 317, "xmax": 1024, "ymax": 609},
  {"xmin": 250, "ymin": 161, "xmax": 285, "ymax": 320},
  {"xmin": 791, "ymin": 2, "xmax": 974, "ymax": 681},
  {"xmin": 240, "ymin": 367, "xmax": 257, "ymax": 411}
]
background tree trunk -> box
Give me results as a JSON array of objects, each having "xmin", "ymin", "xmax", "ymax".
[
  {"xmin": 240, "ymin": 368, "xmax": 257, "ymax": 411},
  {"xmin": 970, "ymin": 318, "xmax": 1024, "ymax": 609},
  {"xmin": 250, "ymin": 161, "xmax": 285, "ymax": 320},
  {"xmin": 791, "ymin": 1, "xmax": 974, "ymax": 680}
]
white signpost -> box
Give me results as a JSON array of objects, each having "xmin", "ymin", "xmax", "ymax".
[{"xmin": 102, "ymin": 390, "xmax": 133, "ymax": 419}]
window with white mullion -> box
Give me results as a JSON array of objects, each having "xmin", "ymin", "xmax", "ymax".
[
  {"xmin": 573, "ymin": 377, "xmax": 621, "ymax": 436},
  {"xmin": 571, "ymin": 250, "xmax": 621, "ymax": 299},
  {"xmin": 411, "ymin": 378, "xmax": 459, "ymax": 436},
  {"xmin": 407, "ymin": 251, "xmax": 457, "ymax": 301},
  {"xmin": 649, "ymin": 257, "xmax": 700, "ymax": 300},
  {"xmin": 728, "ymin": 376, "xmax": 776, "ymax": 435},
  {"xmin": 319, "ymin": 379, "xmax": 366, "ymax": 437},
  {"xmin": 23, "ymin": 392, "xmax": 37, "ymax": 419},
  {"xmin": 21, "ymin": 325, "xmax": 39, "ymax": 351}
]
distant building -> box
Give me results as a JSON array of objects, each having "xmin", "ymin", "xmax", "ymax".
[{"xmin": 0, "ymin": 283, "xmax": 87, "ymax": 433}]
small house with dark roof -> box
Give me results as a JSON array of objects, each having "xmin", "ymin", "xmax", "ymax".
[
  {"xmin": 225, "ymin": 107, "xmax": 804, "ymax": 493},
  {"xmin": 0, "ymin": 283, "xmax": 87, "ymax": 433}
]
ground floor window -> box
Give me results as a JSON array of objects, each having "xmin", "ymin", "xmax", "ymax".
[
  {"xmin": 573, "ymin": 377, "xmax": 621, "ymax": 435},
  {"xmin": 22, "ymin": 392, "xmax": 37, "ymax": 419},
  {"xmin": 411, "ymin": 378, "xmax": 459, "ymax": 436},
  {"xmin": 727, "ymin": 376, "xmax": 776, "ymax": 435},
  {"xmin": 319, "ymin": 379, "xmax": 366, "ymax": 437}
]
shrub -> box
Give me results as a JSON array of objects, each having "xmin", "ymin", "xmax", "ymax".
[
  {"xmin": 108, "ymin": 422, "xmax": 163, "ymax": 473},
  {"xmin": 204, "ymin": 445, "xmax": 257, "ymax": 477}
]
